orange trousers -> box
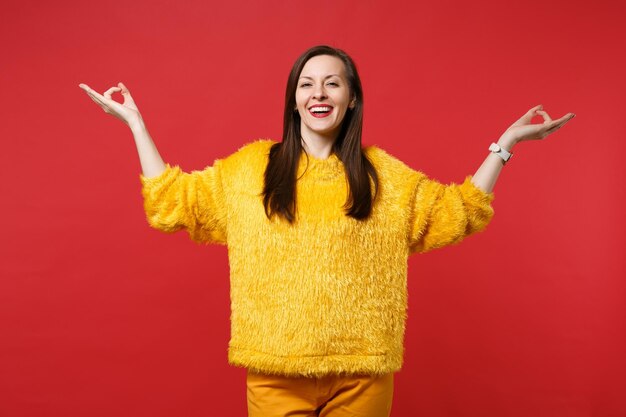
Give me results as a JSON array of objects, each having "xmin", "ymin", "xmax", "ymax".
[{"xmin": 246, "ymin": 371, "xmax": 394, "ymax": 417}]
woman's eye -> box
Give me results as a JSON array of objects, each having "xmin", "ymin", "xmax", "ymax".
[{"xmin": 299, "ymin": 82, "xmax": 339, "ymax": 87}]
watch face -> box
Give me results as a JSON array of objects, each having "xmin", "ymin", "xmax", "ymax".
[{"xmin": 490, "ymin": 143, "xmax": 501, "ymax": 152}]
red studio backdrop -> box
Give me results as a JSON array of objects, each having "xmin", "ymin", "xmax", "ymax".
[{"xmin": 1, "ymin": 0, "xmax": 624, "ymax": 416}]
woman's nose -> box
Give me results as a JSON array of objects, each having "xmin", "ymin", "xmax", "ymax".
[{"xmin": 313, "ymin": 85, "xmax": 327, "ymax": 99}]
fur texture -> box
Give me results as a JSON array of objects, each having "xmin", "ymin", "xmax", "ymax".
[{"xmin": 140, "ymin": 139, "xmax": 495, "ymax": 377}]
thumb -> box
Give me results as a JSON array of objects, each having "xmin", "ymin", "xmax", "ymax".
[
  {"xmin": 118, "ymin": 82, "xmax": 130, "ymax": 94},
  {"xmin": 117, "ymin": 82, "xmax": 137, "ymax": 106}
]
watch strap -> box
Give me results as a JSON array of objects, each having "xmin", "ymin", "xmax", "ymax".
[{"xmin": 489, "ymin": 142, "xmax": 513, "ymax": 164}]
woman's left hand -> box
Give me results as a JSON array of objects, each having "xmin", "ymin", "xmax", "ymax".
[{"xmin": 499, "ymin": 104, "xmax": 575, "ymax": 150}]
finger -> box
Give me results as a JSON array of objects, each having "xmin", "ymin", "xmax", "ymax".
[
  {"xmin": 547, "ymin": 113, "xmax": 573, "ymax": 130},
  {"xmin": 545, "ymin": 123, "xmax": 561, "ymax": 133},
  {"xmin": 554, "ymin": 113, "xmax": 575, "ymax": 125},
  {"xmin": 118, "ymin": 82, "xmax": 130, "ymax": 94},
  {"xmin": 544, "ymin": 114, "xmax": 574, "ymax": 135},
  {"xmin": 80, "ymin": 83, "xmax": 100, "ymax": 97},
  {"xmin": 510, "ymin": 104, "xmax": 544, "ymax": 127},
  {"xmin": 536, "ymin": 110, "xmax": 553, "ymax": 123},
  {"xmin": 85, "ymin": 89, "xmax": 106, "ymax": 106},
  {"xmin": 117, "ymin": 82, "xmax": 137, "ymax": 105},
  {"xmin": 87, "ymin": 91, "xmax": 109, "ymax": 108},
  {"xmin": 82, "ymin": 86, "xmax": 117, "ymax": 112},
  {"xmin": 544, "ymin": 124, "xmax": 564, "ymax": 137},
  {"xmin": 88, "ymin": 95, "xmax": 109, "ymax": 112},
  {"xmin": 81, "ymin": 84, "xmax": 108, "ymax": 102},
  {"xmin": 87, "ymin": 95, "xmax": 111, "ymax": 113},
  {"xmin": 103, "ymin": 86, "xmax": 122, "ymax": 100}
]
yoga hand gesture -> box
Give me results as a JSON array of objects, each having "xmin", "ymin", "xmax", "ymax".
[
  {"xmin": 499, "ymin": 104, "xmax": 575, "ymax": 148},
  {"xmin": 79, "ymin": 82, "xmax": 142, "ymax": 128},
  {"xmin": 471, "ymin": 104, "xmax": 575, "ymax": 193},
  {"xmin": 80, "ymin": 81, "xmax": 165, "ymax": 177}
]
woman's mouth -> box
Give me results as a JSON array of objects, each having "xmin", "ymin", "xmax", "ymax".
[{"xmin": 309, "ymin": 105, "xmax": 334, "ymax": 118}]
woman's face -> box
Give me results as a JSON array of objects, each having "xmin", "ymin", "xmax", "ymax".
[{"xmin": 295, "ymin": 54, "xmax": 354, "ymax": 143}]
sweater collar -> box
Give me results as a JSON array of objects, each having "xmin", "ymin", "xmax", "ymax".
[{"xmin": 297, "ymin": 150, "xmax": 344, "ymax": 181}]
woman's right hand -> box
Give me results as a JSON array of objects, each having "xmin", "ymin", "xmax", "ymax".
[{"xmin": 79, "ymin": 82, "xmax": 142, "ymax": 128}]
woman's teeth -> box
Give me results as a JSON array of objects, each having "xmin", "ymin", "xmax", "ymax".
[{"xmin": 310, "ymin": 106, "xmax": 333, "ymax": 117}]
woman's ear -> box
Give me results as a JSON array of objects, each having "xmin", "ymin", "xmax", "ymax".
[{"xmin": 349, "ymin": 99, "xmax": 356, "ymax": 109}]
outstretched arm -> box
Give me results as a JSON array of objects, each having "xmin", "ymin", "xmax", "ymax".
[
  {"xmin": 79, "ymin": 82, "xmax": 166, "ymax": 178},
  {"xmin": 79, "ymin": 81, "xmax": 227, "ymax": 244},
  {"xmin": 471, "ymin": 104, "xmax": 575, "ymax": 193}
]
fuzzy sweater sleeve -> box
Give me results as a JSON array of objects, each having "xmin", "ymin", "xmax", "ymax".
[
  {"xmin": 408, "ymin": 173, "xmax": 495, "ymax": 254},
  {"xmin": 139, "ymin": 161, "xmax": 228, "ymax": 245}
]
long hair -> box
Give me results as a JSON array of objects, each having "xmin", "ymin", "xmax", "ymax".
[{"xmin": 262, "ymin": 45, "xmax": 379, "ymax": 223}]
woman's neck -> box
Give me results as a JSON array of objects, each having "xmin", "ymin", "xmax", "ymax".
[{"xmin": 300, "ymin": 134, "xmax": 336, "ymax": 160}]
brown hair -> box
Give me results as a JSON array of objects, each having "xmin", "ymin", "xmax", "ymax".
[{"xmin": 262, "ymin": 45, "xmax": 379, "ymax": 223}]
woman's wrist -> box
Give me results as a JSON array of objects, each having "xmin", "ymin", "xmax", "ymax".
[
  {"xmin": 129, "ymin": 115, "xmax": 146, "ymax": 133},
  {"xmin": 496, "ymin": 135, "xmax": 517, "ymax": 152}
]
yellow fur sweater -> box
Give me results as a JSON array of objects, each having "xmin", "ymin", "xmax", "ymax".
[{"xmin": 140, "ymin": 139, "xmax": 495, "ymax": 377}]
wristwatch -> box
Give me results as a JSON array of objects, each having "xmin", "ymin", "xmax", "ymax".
[{"xmin": 489, "ymin": 142, "xmax": 513, "ymax": 164}]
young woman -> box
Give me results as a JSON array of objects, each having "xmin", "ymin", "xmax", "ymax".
[{"xmin": 79, "ymin": 45, "xmax": 574, "ymax": 417}]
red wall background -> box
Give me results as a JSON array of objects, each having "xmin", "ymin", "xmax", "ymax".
[{"xmin": 1, "ymin": 0, "xmax": 624, "ymax": 416}]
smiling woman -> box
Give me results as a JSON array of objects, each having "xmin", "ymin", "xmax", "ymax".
[
  {"xmin": 78, "ymin": 44, "xmax": 574, "ymax": 417},
  {"xmin": 264, "ymin": 45, "xmax": 375, "ymax": 224},
  {"xmin": 295, "ymin": 55, "xmax": 355, "ymax": 145}
]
